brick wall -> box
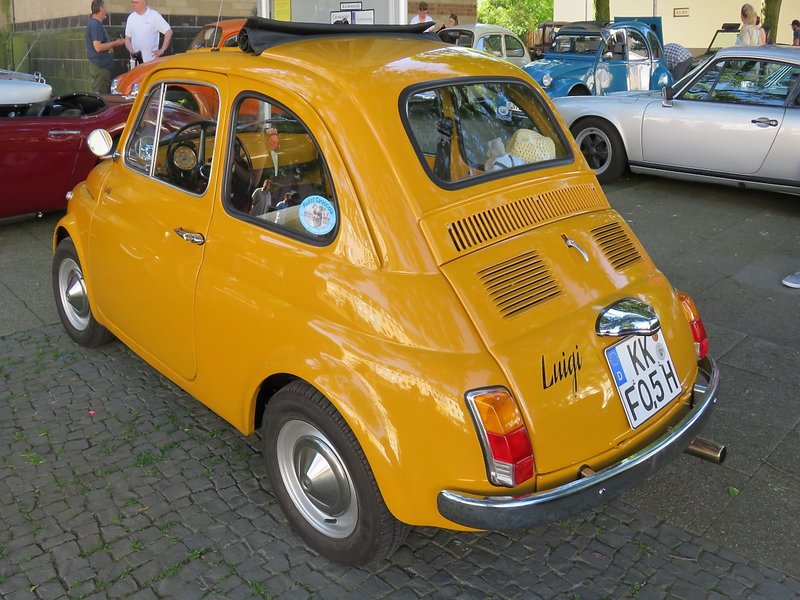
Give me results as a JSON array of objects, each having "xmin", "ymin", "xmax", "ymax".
[
  {"xmin": 12, "ymin": 23, "xmax": 232, "ymax": 95},
  {"xmin": 9, "ymin": 9, "xmax": 250, "ymax": 95}
]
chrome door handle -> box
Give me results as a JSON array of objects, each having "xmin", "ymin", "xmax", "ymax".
[
  {"xmin": 48, "ymin": 129, "xmax": 81, "ymax": 137},
  {"xmin": 174, "ymin": 227, "xmax": 205, "ymax": 245},
  {"xmin": 751, "ymin": 117, "xmax": 778, "ymax": 127}
]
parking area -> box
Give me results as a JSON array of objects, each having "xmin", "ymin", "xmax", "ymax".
[{"xmin": 0, "ymin": 173, "xmax": 798, "ymax": 599}]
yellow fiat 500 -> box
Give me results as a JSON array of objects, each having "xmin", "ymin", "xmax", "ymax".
[{"xmin": 53, "ymin": 19, "xmax": 722, "ymax": 566}]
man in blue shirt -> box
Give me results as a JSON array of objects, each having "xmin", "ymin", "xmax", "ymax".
[
  {"xmin": 85, "ymin": 0, "xmax": 125, "ymax": 93},
  {"xmin": 792, "ymin": 19, "xmax": 800, "ymax": 46}
]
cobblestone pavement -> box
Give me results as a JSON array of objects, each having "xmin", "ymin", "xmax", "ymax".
[{"xmin": 1, "ymin": 176, "xmax": 799, "ymax": 599}]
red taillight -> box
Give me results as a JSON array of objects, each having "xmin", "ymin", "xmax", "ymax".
[
  {"xmin": 677, "ymin": 291, "xmax": 708, "ymax": 360},
  {"xmin": 466, "ymin": 388, "xmax": 535, "ymax": 487}
]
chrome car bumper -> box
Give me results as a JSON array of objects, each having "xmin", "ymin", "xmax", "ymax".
[{"xmin": 437, "ymin": 355, "xmax": 720, "ymax": 530}]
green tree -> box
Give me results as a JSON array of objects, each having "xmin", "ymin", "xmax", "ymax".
[
  {"xmin": 595, "ymin": 0, "xmax": 610, "ymax": 22},
  {"xmin": 477, "ymin": 0, "xmax": 553, "ymax": 38}
]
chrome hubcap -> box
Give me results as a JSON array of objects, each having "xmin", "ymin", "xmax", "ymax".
[
  {"xmin": 58, "ymin": 258, "xmax": 90, "ymax": 331},
  {"xmin": 277, "ymin": 420, "xmax": 357, "ymax": 538},
  {"xmin": 575, "ymin": 127, "xmax": 611, "ymax": 174}
]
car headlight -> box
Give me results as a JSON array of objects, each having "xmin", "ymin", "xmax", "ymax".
[
  {"xmin": 131, "ymin": 82, "xmax": 140, "ymax": 96},
  {"xmin": 110, "ymin": 78, "xmax": 119, "ymax": 94},
  {"xmin": 542, "ymin": 73, "xmax": 553, "ymax": 88}
]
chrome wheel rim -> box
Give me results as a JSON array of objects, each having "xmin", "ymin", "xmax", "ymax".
[
  {"xmin": 276, "ymin": 420, "xmax": 358, "ymax": 538},
  {"xmin": 575, "ymin": 127, "xmax": 611, "ymax": 175},
  {"xmin": 58, "ymin": 257, "xmax": 90, "ymax": 331}
]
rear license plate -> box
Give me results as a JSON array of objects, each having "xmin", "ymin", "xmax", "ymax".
[{"xmin": 604, "ymin": 332, "xmax": 681, "ymax": 429}]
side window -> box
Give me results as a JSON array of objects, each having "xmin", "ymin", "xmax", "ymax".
[
  {"xmin": 627, "ymin": 31, "xmax": 649, "ymax": 61},
  {"xmin": 455, "ymin": 32, "xmax": 474, "ymax": 47},
  {"xmin": 126, "ymin": 85, "xmax": 162, "ymax": 174},
  {"xmin": 700, "ymin": 59, "xmax": 800, "ymax": 106},
  {"xmin": 505, "ymin": 35, "xmax": 525, "ymax": 58},
  {"xmin": 226, "ymin": 95, "xmax": 338, "ymax": 242},
  {"xmin": 125, "ymin": 82, "xmax": 220, "ymax": 194},
  {"xmin": 681, "ymin": 60, "xmax": 723, "ymax": 101},
  {"xmin": 223, "ymin": 35, "xmax": 239, "ymax": 48},
  {"xmin": 477, "ymin": 35, "xmax": 503, "ymax": 57},
  {"xmin": 647, "ymin": 31, "xmax": 662, "ymax": 59}
]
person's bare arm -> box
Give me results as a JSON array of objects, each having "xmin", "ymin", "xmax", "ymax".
[
  {"xmin": 93, "ymin": 37, "xmax": 125, "ymax": 53},
  {"xmin": 154, "ymin": 29, "xmax": 173, "ymax": 57}
]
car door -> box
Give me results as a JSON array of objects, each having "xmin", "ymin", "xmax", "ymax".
[
  {"xmin": 0, "ymin": 106, "xmax": 83, "ymax": 217},
  {"xmin": 641, "ymin": 58, "xmax": 798, "ymax": 174},
  {"xmin": 88, "ymin": 73, "xmax": 226, "ymax": 380},
  {"xmin": 757, "ymin": 71, "xmax": 800, "ymax": 181},
  {"xmin": 626, "ymin": 29, "xmax": 652, "ymax": 91},
  {"xmin": 594, "ymin": 32, "xmax": 628, "ymax": 95}
]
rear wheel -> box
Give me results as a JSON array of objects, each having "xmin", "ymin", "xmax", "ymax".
[
  {"xmin": 52, "ymin": 238, "xmax": 113, "ymax": 347},
  {"xmin": 571, "ymin": 117, "xmax": 627, "ymax": 183},
  {"xmin": 262, "ymin": 381, "xmax": 408, "ymax": 565}
]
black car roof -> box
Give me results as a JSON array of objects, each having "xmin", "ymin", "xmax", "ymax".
[{"xmin": 238, "ymin": 17, "xmax": 437, "ymax": 56}]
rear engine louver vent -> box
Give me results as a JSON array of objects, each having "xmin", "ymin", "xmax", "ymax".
[
  {"xmin": 479, "ymin": 251, "xmax": 563, "ymax": 318},
  {"xmin": 592, "ymin": 222, "xmax": 642, "ymax": 270},
  {"xmin": 447, "ymin": 185, "xmax": 604, "ymax": 253}
]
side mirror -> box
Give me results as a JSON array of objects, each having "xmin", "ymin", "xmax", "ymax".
[
  {"xmin": 87, "ymin": 129, "xmax": 114, "ymax": 158},
  {"xmin": 662, "ymin": 85, "xmax": 674, "ymax": 107}
]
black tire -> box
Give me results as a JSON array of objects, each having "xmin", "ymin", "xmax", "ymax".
[
  {"xmin": 571, "ymin": 117, "xmax": 628, "ymax": 183},
  {"xmin": 52, "ymin": 238, "xmax": 114, "ymax": 347},
  {"xmin": 263, "ymin": 381, "xmax": 409, "ymax": 565}
]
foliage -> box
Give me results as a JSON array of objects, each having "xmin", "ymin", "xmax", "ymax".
[{"xmin": 477, "ymin": 0, "xmax": 553, "ymax": 38}]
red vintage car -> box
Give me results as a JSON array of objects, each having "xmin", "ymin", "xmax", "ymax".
[{"xmin": 0, "ymin": 93, "xmax": 134, "ymax": 219}]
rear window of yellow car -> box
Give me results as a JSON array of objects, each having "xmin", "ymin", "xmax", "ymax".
[{"xmin": 402, "ymin": 78, "xmax": 572, "ymax": 187}]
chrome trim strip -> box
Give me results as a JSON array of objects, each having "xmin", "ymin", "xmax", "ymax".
[{"xmin": 437, "ymin": 356, "xmax": 720, "ymax": 530}]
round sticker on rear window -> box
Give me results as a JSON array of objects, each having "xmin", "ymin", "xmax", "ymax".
[{"xmin": 299, "ymin": 195, "xmax": 336, "ymax": 236}]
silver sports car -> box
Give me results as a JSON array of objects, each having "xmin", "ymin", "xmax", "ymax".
[{"xmin": 553, "ymin": 45, "xmax": 800, "ymax": 195}]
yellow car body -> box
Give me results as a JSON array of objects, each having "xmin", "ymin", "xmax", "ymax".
[{"xmin": 53, "ymin": 19, "xmax": 719, "ymax": 565}]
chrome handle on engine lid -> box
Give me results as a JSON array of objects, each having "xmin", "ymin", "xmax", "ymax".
[{"xmin": 595, "ymin": 297, "xmax": 660, "ymax": 337}]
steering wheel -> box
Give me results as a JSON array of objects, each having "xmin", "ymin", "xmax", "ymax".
[{"xmin": 166, "ymin": 120, "xmax": 216, "ymax": 191}]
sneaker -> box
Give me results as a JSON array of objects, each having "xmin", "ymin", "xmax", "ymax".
[{"xmin": 782, "ymin": 271, "xmax": 800, "ymax": 288}]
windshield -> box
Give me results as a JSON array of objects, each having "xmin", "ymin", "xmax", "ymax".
[
  {"xmin": 403, "ymin": 80, "xmax": 570, "ymax": 186},
  {"xmin": 707, "ymin": 30, "xmax": 739, "ymax": 53},
  {"xmin": 549, "ymin": 33, "xmax": 603, "ymax": 55},
  {"xmin": 190, "ymin": 25, "xmax": 223, "ymax": 49}
]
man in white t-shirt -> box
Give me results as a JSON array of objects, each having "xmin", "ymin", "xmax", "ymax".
[
  {"xmin": 410, "ymin": 2, "xmax": 434, "ymax": 33},
  {"xmin": 124, "ymin": 0, "xmax": 172, "ymax": 63}
]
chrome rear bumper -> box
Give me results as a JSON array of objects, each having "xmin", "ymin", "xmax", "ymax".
[{"xmin": 437, "ymin": 355, "xmax": 720, "ymax": 531}]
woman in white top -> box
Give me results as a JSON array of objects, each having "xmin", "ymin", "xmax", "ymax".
[{"xmin": 736, "ymin": 4, "xmax": 762, "ymax": 46}]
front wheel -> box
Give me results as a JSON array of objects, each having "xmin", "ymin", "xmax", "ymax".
[
  {"xmin": 52, "ymin": 238, "xmax": 113, "ymax": 347},
  {"xmin": 571, "ymin": 117, "xmax": 628, "ymax": 183},
  {"xmin": 262, "ymin": 381, "xmax": 408, "ymax": 565}
]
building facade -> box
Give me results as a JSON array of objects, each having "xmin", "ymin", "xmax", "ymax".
[{"xmin": 555, "ymin": 0, "xmax": 800, "ymax": 50}]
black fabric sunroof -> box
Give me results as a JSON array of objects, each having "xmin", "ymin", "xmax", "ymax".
[{"xmin": 238, "ymin": 17, "xmax": 438, "ymax": 56}]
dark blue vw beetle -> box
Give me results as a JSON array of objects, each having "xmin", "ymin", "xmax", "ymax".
[{"xmin": 524, "ymin": 21, "xmax": 673, "ymax": 98}]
